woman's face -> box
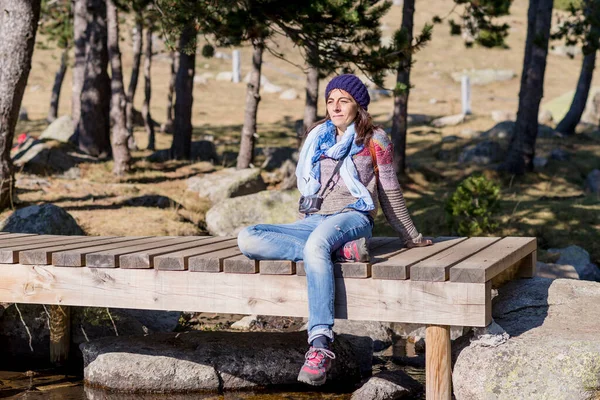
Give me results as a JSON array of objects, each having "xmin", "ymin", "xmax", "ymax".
[{"xmin": 326, "ymin": 89, "xmax": 358, "ymax": 133}]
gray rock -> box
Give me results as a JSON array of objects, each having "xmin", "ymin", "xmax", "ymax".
[
  {"xmin": 279, "ymin": 88, "xmax": 298, "ymax": 100},
  {"xmin": 392, "ymin": 323, "xmax": 469, "ymax": 341},
  {"xmin": 351, "ymin": 370, "xmax": 421, "ymax": 400},
  {"xmin": 0, "ymin": 204, "xmax": 84, "ymax": 235},
  {"xmin": 262, "ymin": 81, "xmax": 283, "ymax": 94},
  {"xmin": 533, "ymin": 156, "xmax": 548, "ymax": 169},
  {"xmin": 549, "ymin": 45, "xmax": 582, "ymax": 58},
  {"xmin": 39, "ymin": 115, "xmax": 75, "ymax": 143},
  {"xmin": 230, "ymin": 314, "xmax": 258, "ymax": 330},
  {"xmin": 19, "ymin": 107, "xmax": 28, "ymax": 121},
  {"xmin": 187, "ymin": 167, "xmax": 266, "ymax": 204},
  {"xmin": 81, "ymin": 331, "xmax": 361, "ymax": 392},
  {"xmin": 453, "ymin": 278, "xmax": 600, "ymax": 400},
  {"xmin": 441, "ymin": 135, "xmax": 460, "ymax": 143},
  {"xmin": 547, "ymin": 245, "xmax": 600, "ymax": 282},
  {"xmin": 407, "ymin": 114, "xmax": 433, "ymax": 126},
  {"xmin": 260, "ymin": 146, "xmax": 298, "ymax": 170},
  {"xmin": 550, "ymin": 148, "xmax": 570, "ymax": 161},
  {"xmin": 333, "ymin": 320, "xmax": 393, "ymax": 352},
  {"xmin": 538, "ymin": 109, "xmax": 553, "ymax": 125},
  {"xmin": 458, "ymin": 140, "xmax": 505, "ymax": 165},
  {"xmin": 586, "ymin": 169, "xmax": 600, "ymax": 193},
  {"xmin": 431, "ymin": 114, "xmax": 465, "ymax": 128},
  {"xmin": 12, "ymin": 139, "xmax": 79, "ymax": 175},
  {"xmin": 536, "ymin": 261, "xmax": 580, "ymax": 280},
  {"xmin": 216, "ymin": 71, "xmax": 233, "ymax": 81},
  {"xmin": 450, "ymin": 69, "xmax": 515, "ymax": 86},
  {"xmin": 490, "ymin": 110, "xmax": 516, "ymax": 122},
  {"xmin": 148, "ymin": 141, "xmax": 218, "ymax": 163},
  {"xmin": 205, "ymin": 189, "xmax": 299, "ymax": 236}
]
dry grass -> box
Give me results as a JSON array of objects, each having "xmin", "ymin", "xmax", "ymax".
[{"xmin": 10, "ymin": 0, "xmax": 600, "ymax": 264}]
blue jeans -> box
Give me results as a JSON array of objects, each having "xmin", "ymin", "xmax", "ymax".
[{"xmin": 237, "ymin": 211, "xmax": 373, "ymax": 344}]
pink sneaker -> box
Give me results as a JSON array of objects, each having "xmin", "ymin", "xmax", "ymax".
[
  {"xmin": 297, "ymin": 347, "xmax": 336, "ymax": 386},
  {"xmin": 334, "ymin": 237, "xmax": 370, "ymax": 262}
]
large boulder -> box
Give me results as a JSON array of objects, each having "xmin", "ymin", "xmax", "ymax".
[
  {"xmin": 458, "ymin": 140, "xmax": 505, "ymax": 165},
  {"xmin": 187, "ymin": 167, "xmax": 266, "ymax": 204},
  {"xmin": 81, "ymin": 331, "xmax": 361, "ymax": 392},
  {"xmin": 205, "ymin": 189, "xmax": 299, "ymax": 236},
  {"xmin": 453, "ymin": 278, "xmax": 600, "ymax": 400},
  {"xmin": 148, "ymin": 141, "xmax": 218, "ymax": 163},
  {"xmin": 12, "ymin": 139, "xmax": 79, "ymax": 175},
  {"xmin": 351, "ymin": 370, "xmax": 422, "ymax": 400},
  {"xmin": 546, "ymin": 245, "xmax": 600, "ymax": 282},
  {"xmin": 0, "ymin": 203, "xmax": 84, "ymax": 235},
  {"xmin": 39, "ymin": 115, "xmax": 75, "ymax": 143}
]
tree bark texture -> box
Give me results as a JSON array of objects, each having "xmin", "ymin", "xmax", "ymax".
[
  {"xmin": 47, "ymin": 48, "xmax": 68, "ymax": 122},
  {"xmin": 75, "ymin": 0, "xmax": 111, "ymax": 158},
  {"xmin": 390, "ymin": 0, "xmax": 414, "ymax": 176},
  {"xmin": 556, "ymin": 1, "xmax": 599, "ymax": 135},
  {"xmin": 49, "ymin": 305, "xmax": 70, "ymax": 366},
  {"xmin": 162, "ymin": 51, "xmax": 178, "ymax": 133},
  {"xmin": 126, "ymin": 17, "xmax": 142, "ymax": 147},
  {"xmin": 143, "ymin": 26, "xmax": 155, "ymax": 150},
  {"xmin": 170, "ymin": 26, "xmax": 196, "ymax": 160},
  {"xmin": 0, "ymin": 0, "xmax": 41, "ymax": 210},
  {"xmin": 72, "ymin": 0, "xmax": 87, "ymax": 127},
  {"xmin": 107, "ymin": 0, "xmax": 130, "ymax": 175},
  {"xmin": 237, "ymin": 38, "xmax": 264, "ymax": 169},
  {"xmin": 303, "ymin": 42, "xmax": 319, "ymax": 137},
  {"xmin": 505, "ymin": 0, "xmax": 553, "ymax": 175}
]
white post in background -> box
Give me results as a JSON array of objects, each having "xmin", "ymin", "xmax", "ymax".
[
  {"xmin": 461, "ymin": 74, "xmax": 472, "ymax": 115},
  {"xmin": 232, "ymin": 50, "xmax": 241, "ymax": 83}
]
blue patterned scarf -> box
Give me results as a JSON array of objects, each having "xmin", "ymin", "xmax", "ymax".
[{"xmin": 296, "ymin": 120, "xmax": 374, "ymax": 212}]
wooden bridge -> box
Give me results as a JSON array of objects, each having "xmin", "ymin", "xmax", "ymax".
[{"xmin": 0, "ymin": 232, "xmax": 536, "ymax": 400}]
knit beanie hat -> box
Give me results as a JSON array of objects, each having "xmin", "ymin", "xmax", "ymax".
[{"xmin": 325, "ymin": 74, "xmax": 371, "ymax": 111}]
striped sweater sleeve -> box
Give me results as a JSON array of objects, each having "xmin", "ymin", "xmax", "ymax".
[{"xmin": 372, "ymin": 132, "xmax": 423, "ymax": 245}]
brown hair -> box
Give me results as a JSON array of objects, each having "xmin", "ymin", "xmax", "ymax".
[{"xmin": 304, "ymin": 98, "xmax": 378, "ymax": 147}]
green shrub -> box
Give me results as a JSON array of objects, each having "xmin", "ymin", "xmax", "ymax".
[{"xmin": 446, "ymin": 175, "xmax": 501, "ymax": 236}]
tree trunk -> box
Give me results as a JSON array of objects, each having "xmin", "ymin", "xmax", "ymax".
[
  {"xmin": 390, "ymin": 0, "xmax": 415, "ymax": 176},
  {"xmin": 47, "ymin": 48, "xmax": 68, "ymax": 123},
  {"xmin": 170, "ymin": 26, "xmax": 196, "ymax": 160},
  {"xmin": 162, "ymin": 51, "xmax": 177, "ymax": 133},
  {"xmin": 126, "ymin": 16, "xmax": 142, "ymax": 150},
  {"xmin": 72, "ymin": 0, "xmax": 86, "ymax": 128},
  {"xmin": 556, "ymin": 1, "xmax": 598, "ymax": 135},
  {"xmin": 0, "ymin": 0, "xmax": 41, "ymax": 210},
  {"xmin": 237, "ymin": 38, "xmax": 264, "ymax": 169},
  {"xmin": 303, "ymin": 42, "xmax": 319, "ymax": 139},
  {"xmin": 504, "ymin": 0, "xmax": 553, "ymax": 175},
  {"xmin": 143, "ymin": 26, "xmax": 155, "ymax": 150},
  {"xmin": 107, "ymin": 0, "xmax": 130, "ymax": 175},
  {"xmin": 76, "ymin": 0, "xmax": 111, "ymax": 158}
]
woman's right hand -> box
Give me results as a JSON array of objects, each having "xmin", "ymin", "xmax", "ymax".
[{"xmin": 405, "ymin": 238, "xmax": 433, "ymax": 249}]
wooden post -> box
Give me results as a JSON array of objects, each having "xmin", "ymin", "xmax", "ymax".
[
  {"xmin": 49, "ymin": 305, "xmax": 70, "ymax": 365},
  {"xmin": 461, "ymin": 75, "xmax": 471, "ymax": 115},
  {"xmin": 232, "ymin": 49, "xmax": 241, "ymax": 83},
  {"xmin": 426, "ymin": 325, "xmax": 452, "ymax": 400}
]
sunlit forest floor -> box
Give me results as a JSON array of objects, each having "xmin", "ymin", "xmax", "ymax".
[{"xmin": 9, "ymin": 0, "xmax": 600, "ymax": 265}]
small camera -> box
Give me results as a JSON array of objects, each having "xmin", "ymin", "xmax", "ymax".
[{"xmin": 298, "ymin": 194, "xmax": 323, "ymax": 214}]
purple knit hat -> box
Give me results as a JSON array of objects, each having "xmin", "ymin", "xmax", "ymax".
[{"xmin": 325, "ymin": 74, "xmax": 370, "ymax": 110}]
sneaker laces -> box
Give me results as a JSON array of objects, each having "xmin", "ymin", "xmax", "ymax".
[{"xmin": 304, "ymin": 348, "xmax": 336, "ymax": 367}]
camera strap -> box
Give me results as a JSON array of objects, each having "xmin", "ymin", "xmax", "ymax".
[{"xmin": 318, "ymin": 155, "xmax": 345, "ymax": 196}]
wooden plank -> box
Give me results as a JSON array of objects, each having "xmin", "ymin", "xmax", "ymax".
[
  {"xmin": 0, "ymin": 231, "xmax": 12, "ymax": 235},
  {"xmin": 259, "ymin": 260, "xmax": 295, "ymax": 275},
  {"xmin": 0, "ymin": 235, "xmax": 68, "ymax": 249},
  {"xmin": 223, "ymin": 255, "xmax": 259, "ymax": 274},
  {"xmin": 0, "ymin": 264, "xmax": 491, "ymax": 327},
  {"xmin": 152, "ymin": 237, "xmax": 237, "ymax": 271},
  {"xmin": 188, "ymin": 247, "xmax": 242, "ymax": 272},
  {"xmin": 0, "ymin": 233, "xmax": 39, "ymax": 242},
  {"xmin": 118, "ymin": 236, "xmax": 215, "ymax": 269},
  {"xmin": 449, "ymin": 237, "xmax": 537, "ymax": 283},
  {"xmin": 426, "ymin": 325, "xmax": 452, "ymax": 400},
  {"xmin": 0, "ymin": 236, "xmax": 91, "ymax": 263},
  {"xmin": 85, "ymin": 237, "xmax": 183, "ymax": 268},
  {"xmin": 52, "ymin": 237, "xmax": 155, "ymax": 267},
  {"xmin": 372, "ymin": 237, "xmax": 468, "ymax": 280},
  {"xmin": 19, "ymin": 236, "xmax": 118, "ymax": 265},
  {"xmin": 296, "ymin": 237, "xmax": 399, "ymax": 278},
  {"xmin": 410, "ymin": 237, "xmax": 500, "ymax": 282}
]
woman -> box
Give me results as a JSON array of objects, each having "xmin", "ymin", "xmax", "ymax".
[{"xmin": 237, "ymin": 74, "xmax": 432, "ymax": 386}]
